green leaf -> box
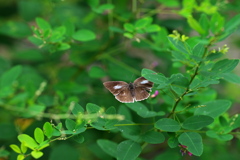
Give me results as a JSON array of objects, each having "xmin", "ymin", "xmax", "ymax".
[
  {"xmin": 65, "ymin": 119, "xmax": 76, "ymax": 131},
  {"xmin": 72, "ymin": 103, "xmax": 84, "ymax": 117},
  {"xmin": 224, "ymin": 13, "xmax": 240, "ymax": 33},
  {"xmin": 36, "ymin": 17, "xmax": 51, "ymax": 31},
  {"xmin": 38, "ymin": 140, "xmax": 50, "ymax": 150},
  {"xmin": 135, "ymin": 17, "xmax": 152, "ymax": 29},
  {"xmin": 117, "ymin": 140, "xmax": 141, "ymax": 160},
  {"xmin": 0, "ymin": 65, "xmax": 22, "ymax": 88},
  {"xmin": 230, "ymin": 114, "xmax": 240, "ymax": 130},
  {"xmin": 57, "ymin": 42, "xmax": 70, "ymax": 51},
  {"xmin": 192, "ymin": 42, "xmax": 205, "ymax": 57},
  {"xmin": 21, "ymin": 142, "xmax": 28, "ymax": 153},
  {"xmin": 123, "ymin": 32, "xmax": 134, "ymax": 39},
  {"xmin": 199, "ymin": 13, "xmax": 209, "ymax": 36},
  {"xmin": 221, "ymin": 73, "xmax": 240, "ymax": 84},
  {"xmin": 72, "ymin": 29, "xmax": 96, "ymax": 41},
  {"xmin": 109, "ymin": 26, "xmax": 124, "ymax": 33},
  {"xmin": 142, "ymin": 130, "xmax": 165, "ymax": 144},
  {"xmin": 75, "ymin": 122, "xmax": 86, "ymax": 134},
  {"xmin": 195, "ymin": 100, "xmax": 232, "ymax": 118},
  {"xmin": 168, "ymin": 137, "xmax": 179, "ymax": 148},
  {"xmin": 43, "ymin": 122, "xmax": 53, "ymax": 139},
  {"xmin": 168, "ymin": 37, "xmax": 192, "ymax": 54},
  {"xmin": 155, "ymin": 118, "xmax": 181, "ymax": 132},
  {"xmin": 34, "ymin": 128, "xmax": 44, "ymax": 144},
  {"xmin": 18, "ymin": 134, "xmax": 38, "ymax": 150},
  {"xmin": 124, "ymin": 23, "xmax": 135, "ymax": 32},
  {"xmin": 141, "ymin": 69, "xmax": 168, "ymax": 85},
  {"xmin": 179, "ymin": 0, "xmax": 195, "ymax": 17},
  {"xmin": 73, "ymin": 134, "xmax": 84, "ymax": 143},
  {"xmin": 28, "ymin": 36, "xmax": 44, "ymax": 46},
  {"xmin": 97, "ymin": 139, "xmax": 118, "ymax": 158},
  {"xmin": 86, "ymin": 103, "xmax": 101, "ymax": 114},
  {"xmin": 17, "ymin": 155, "xmax": 25, "ymax": 160},
  {"xmin": 168, "ymin": 73, "xmax": 189, "ymax": 87},
  {"xmin": 125, "ymin": 102, "xmax": 160, "ymax": 118},
  {"xmin": 210, "ymin": 12, "xmax": 225, "ymax": 34},
  {"xmin": 49, "ymin": 26, "xmax": 66, "ymax": 42},
  {"xmin": 89, "ymin": 66, "xmax": 106, "ymax": 78},
  {"xmin": 211, "ymin": 59, "xmax": 239, "ymax": 74},
  {"xmin": 10, "ymin": 144, "xmax": 21, "ymax": 154},
  {"xmin": 31, "ymin": 150, "xmax": 43, "ymax": 159},
  {"xmin": 145, "ymin": 24, "xmax": 161, "ymax": 33},
  {"xmin": 170, "ymin": 85, "xmax": 185, "ymax": 96},
  {"xmin": 187, "ymin": 16, "xmax": 205, "ymax": 34},
  {"xmin": 206, "ymin": 131, "xmax": 233, "ymax": 141},
  {"xmin": 141, "ymin": 68, "xmax": 157, "ymax": 75},
  {"xmin": 182, "ymin": 115, "xmax": 214, "ymax": 130},
  {"xmin": 178, "ymin": 132, "xmax": 203, "ymax": 156}
]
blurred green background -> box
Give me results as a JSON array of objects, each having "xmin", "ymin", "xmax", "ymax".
[{"xmin": 0, "ymin": 0, "xmax": 240, "ymax": 160}]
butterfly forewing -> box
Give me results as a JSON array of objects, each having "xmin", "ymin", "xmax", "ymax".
[
  {"xmin": 103, "ymin": 81, "xmax": 128, "ymax": 95},
  {"xmin": 133, "ymin": 77, "xmax": 154, "ymax": 89}
]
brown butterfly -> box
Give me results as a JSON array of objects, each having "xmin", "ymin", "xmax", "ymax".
[{"xmin": 103, "ymin": 77, "xmax": 154, "ymax": 103}]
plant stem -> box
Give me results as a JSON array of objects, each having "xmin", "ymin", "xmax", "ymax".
[{"xmin": 167, "ymin": 38, "xmax": 217, "ymax": 118}]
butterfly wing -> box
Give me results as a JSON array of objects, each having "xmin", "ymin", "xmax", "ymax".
[
  {"xmin": 115, "ymin": 89, "xmax": 134, "ymax": 103},
  {"xmin": 103, "ymin": 81, "xmax": 134, "ymax": 103},
  {"xmin": 133, "ymin": 77, "xmax": 154, "ymax": 101}
]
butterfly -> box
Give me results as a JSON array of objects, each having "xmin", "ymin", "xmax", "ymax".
[{"xmin": 103, "ymin": 77, "xmax": 154, "ymax": 103}]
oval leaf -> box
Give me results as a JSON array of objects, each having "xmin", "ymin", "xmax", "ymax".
[
  {"xmin": 10, "ymin": 144, "xmax": 21, "ymax": 154},
  {"xmin": 117, "ymin": 140, "xmax": 141, "ymax": 160},
  {"xmin": 178, "ymin": 132, "xmax": 203, "ymax": 156},
  {"xmin": 155, "ymin": 118, "xmax": 181, "ymax": 132},
  {"xmin": 194, "ymin": 100, "xmax": 232, "ymax": 118},
  {"xmin": 97, "ymin": 139, "xmax": 118, "ymax": 158},
  {"xmin": 31, "ymin": 150, "xmax": 43, "ymax": 159},
  {"xmin": 182, "ymin": 115, "xmax": 214, "ymax": 130},
  {"xmin": 86, "ymin": 103, "xmax": 101, "ymax": 114},
  {"xmin": 72, "ymin": 29, "xmax": 96, "ymax": 41},
  {"xmin": 72, "ymin": 103, "xmax": 84, "ymax": 117},
  {"xmin": 206, "ymin": 131, "xmax": 233, "ymax": 141},
  {"xmin": 43, "ymin": 122, "xmax": 53, "ymax": 139},
  {"xmin": 34, "ymin": 128, "xmax": 44, "ymax": 144},
  {"xmin": 142, "ymin": 130, "xmax": 165, "ymax": 144},
  {"xmin": 168, "ymin": 137, "xmax": 179, "ymax": 148},
  {"xmin": 73, "ymin": 134, "xmax": 85, "ymax": 143},
  {"xmin": 18, "ymin": 134, "xmax": 38, "ymax": 150},
  {"xmin": 65, "ymin": 119, "xmax": 76, "ymax": 131}
]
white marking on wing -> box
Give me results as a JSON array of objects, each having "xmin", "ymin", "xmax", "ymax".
[
  {"xmin": 140, "ymin": 80, "xmax": 149, "ymax": 84},
  {"xmin": 114, "ymin": 85, "xmax": 123, "ymax": 89}
]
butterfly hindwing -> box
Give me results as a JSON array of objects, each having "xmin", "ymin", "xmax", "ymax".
[
  {"xmin": 133, "ymin": 77, "xmax": 154, "ymax": 90},
  {"xmin": 115, "ymin": 89, "xmax": 134, "ymax": 103},
  {"xmin": 134, "ymin": 87, "xmax": 150, "ymax": 101}
]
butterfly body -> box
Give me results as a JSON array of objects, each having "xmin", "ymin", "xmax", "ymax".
[{"xmin": 103, "ymin": 77, "xmax": 153, "ymax": 103}]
